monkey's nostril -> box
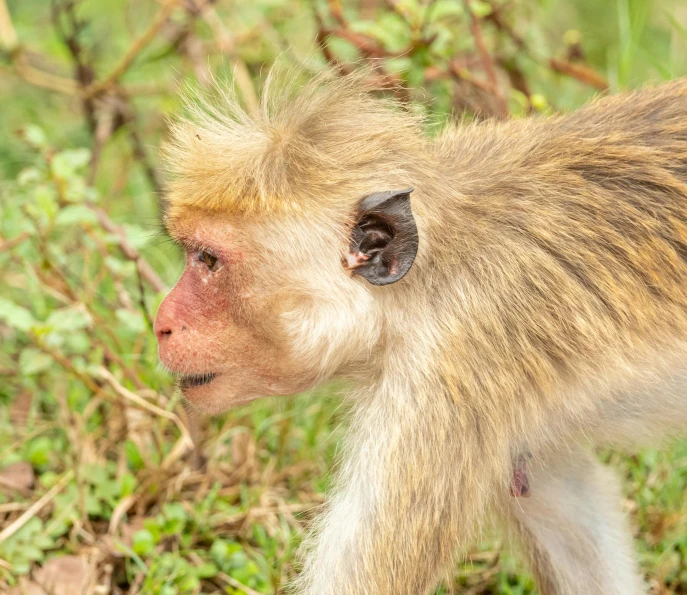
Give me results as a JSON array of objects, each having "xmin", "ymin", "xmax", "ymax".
[{"xmin": 156, "ymin": 327, "xmax": 173, "ymax": 339}]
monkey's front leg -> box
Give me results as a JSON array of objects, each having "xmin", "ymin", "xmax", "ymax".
[{"xmin": 293, "ymin": 398, "xmax": 508, "ymax": 595}]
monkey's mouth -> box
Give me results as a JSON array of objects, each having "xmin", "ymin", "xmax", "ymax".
[{"xmin": 179, "ymin": 373, "xmax": 217, "ymax": 390}]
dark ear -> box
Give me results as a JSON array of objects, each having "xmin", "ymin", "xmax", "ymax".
[{"xmin": 346, "ymin": 188, "xmax": 418, "ymax": 286}]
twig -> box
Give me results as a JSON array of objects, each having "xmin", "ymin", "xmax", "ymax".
[
  {"xmin": 486, "ymin": 5, "xmax": 608, "ymax": 92},
  {"xmin": 52, "ymin": 0, "xmax": 97, "ymax": 131},
  {"xmin": 98, "ymin": 367, "xmax": 194, "ymax": 470},
  {"xmin": 549, "ymin": 57, "xmax": 608, "ymax": 91},
  {"xmin": 327, "ymin": 0, "xmax": 346, "ymax": 26},
  {"xmin": 216, "ymin": 572, "xmax": 264, "ymax": 595},
  {"xmin": 0, "ymin": 0, "xmax": 17, "ymax": 50},
  {"xmin": 83, "ymin": 0, "xmax": 180, "ymax": 99},
  {"xmin": 192, "ymin": 0, "xmax": 259, "ymax": 114},
  {"xmin": 464, "ymin": 0, "xmax": 508, "ymax": 118},
  {"xmin": 87, "ymin": 204, "xmax": 167, "ymax": 293},
  {"xmin": 325, "ymin": 25, "xmax": 402, "ymax": 59},
  {"xmin": 0, "ymin": 58, "xmax": 80, "ymax": 94},
  {"xmin": 37, "ymin": 341, "xmax": 103, "ymax": 393},
  {"xmin": 315, "ymin": 18, "xmax": 353, "ymax": 77},
  {"xmin": 0, "ymin": 231, "xmax": 30, "ymax": 253},
  {"xmin": 0, "ymin": 470, "xmax": 74, "ymax": 543},
  {"xmin": 420, "ymin": 0, "xmax": 439, "ymax": 38},
  {"xmin": 127, "ymin": 120, "xmax": 163, "ymax": 196},
  {"xmin": 136, "ymin": 266, "xmax": 155, "ymax": 331},
  {"xmin": 108, "ymin": 494, "xmax": 137, "ymax": 535}
]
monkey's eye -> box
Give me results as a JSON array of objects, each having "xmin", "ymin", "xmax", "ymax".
[{"xmin": 199, "ymin": 250, "xmax": 219, "ymax": 271}]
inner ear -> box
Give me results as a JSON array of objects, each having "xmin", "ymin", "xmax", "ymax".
[{"xmin": 346, "ymin": 188, "xmax": 418, "ymax": 286}]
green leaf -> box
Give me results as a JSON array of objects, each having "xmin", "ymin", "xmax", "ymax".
[
  {"xmin": 33, "ymin": 535, "xmax": 55, "ymax": 550},
  {"xmin": 39, "ymin": 471, "xmax": 59, "ymax": 489},
  {"xmin": 54, "ymin": 204, "xmax": 99, "ymax": 226},
  {"xmin": 19, "ymin": 347, "xmax": 53, "ymax": 375},
  {"xmin": 26, "ymin": 436, "xmax": 52, "ymax": 467},
  {"xmin": 430, "ymin": 0, "xmax": 464, "ymax": 21},
  {"xmin": 24, "ymin": 125, "xmax": 47, "ymax": 149},
  {"xmin": 17, "ymin": 167, "xmax": 43, "ymax": 187},
  {"xmin": 210, "ymin": 539, "xmax": 229, "ymax": 565},
  {"xmin": 104, "ymin": 255, "xmax": 133, "ymax": 276},
  {"xmin": 64, "ymin": 331, "xmax": 91, "ymax": 354},
  {"xmin": 0, "ymin": 297, "xmax": 36, "ymax": 332},
  {"xmin": 85, "ymin": 491, "xmax": 104, "ymax": 516},
  {"xmin": 119, "ymin": 473, "xmax": 137, "ymax": 497},
  {"xmin": 51, "ymin": 149, "xmax": 91, "ymax": 181},
  {"xmin": 122, "ymin": 224, "xmax": 152, "ymax": 250},
  {"xmin": 34, "ymin": 185, "xmax": 58, "ymax": 219},
  {"xmin": 163, "ymin": 502, "xmax": 187, "ymax": 522},
  {"xmin": 177, "ymin": 573, "xmax": 200, "ymax": 591},
  {"xmin": 196, "ymin": 562, "xmax": 218, "ymax": 578},
  {"xmin": 124, "ymin": 440, "xmax": 145, "ymax": 471},
  {"xmin": 115, "ymin": 309, "xmax": 146, "ymax": 334},
  {"xmin": 132, "ymin": 529, "xmax": 156, "ymax": 555},
  {"xmin": 22, "ymin": 545, "xmax": 45, "ymax": 562},
  {"xmin": 9, "ymin": 558, "xmax": 30, "ymax": 575},
  {"xmin": 46, "ymin": 306, "xmax": 92, "ymax": 332},
  {"xmin": 470, "ymin": 1, "xmax": 492, "ymax": 17}
]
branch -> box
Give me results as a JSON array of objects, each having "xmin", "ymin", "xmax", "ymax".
[
  {"xmin": 0, "ymin": 231, "xmax": 31, "ymax": 253},
  {"xmin": 87, "ymin": 204, "xmax": 167, "ymax": 294},
  {"xmin": 464, "ymin": 0, "xmax": 508, "ymax": 118},
  {"xmin": 549, "ymin": 57, "xmax": 608, "ymax": 91},
  {"xmin": 192, "ymin": 0, "xmax": 259, "ymax": 114},
  {"xmin": 83, "ymin": 0, "xmax": 180, "ymax": 99}
]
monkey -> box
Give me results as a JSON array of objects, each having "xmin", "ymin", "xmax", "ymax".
[{"xmin": 154, "ymin": 71, "xmax": 687, "ymax": 595}]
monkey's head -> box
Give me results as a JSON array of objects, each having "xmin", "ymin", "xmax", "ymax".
[{"xmin": 154, "ymin": 73, "xmax": 426, "ymax": 414}]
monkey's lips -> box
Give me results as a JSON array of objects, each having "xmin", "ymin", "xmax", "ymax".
[{"xmin": 179, "ymin": 372, "xmax": 217, "ymax": 390}]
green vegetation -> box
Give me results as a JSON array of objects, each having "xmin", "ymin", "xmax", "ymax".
[{"xmin": 1, "ymin": 0, "xmax": 686, "ymax": 593}]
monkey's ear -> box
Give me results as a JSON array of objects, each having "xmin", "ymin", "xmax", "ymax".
[{"xmin": 346, "ymin": 188, "xmax": 418, "ymax": 286}]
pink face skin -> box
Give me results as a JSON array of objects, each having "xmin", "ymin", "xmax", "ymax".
[{"xmin": 154, "ymin": 214, "xmax": 315, "ymax": 414}]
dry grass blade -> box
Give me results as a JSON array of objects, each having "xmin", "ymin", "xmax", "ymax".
[
  {"xmin": 98, "ymin": 367, "xmax": 194, "ymax": 469},
  {"xmin": 0, "ymin": 471, "xmax": 74, "ymax": 544}
]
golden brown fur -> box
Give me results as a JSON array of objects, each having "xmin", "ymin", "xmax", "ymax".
[{"xmin": 159, "ymin": 72, "xmax": 687, "ymax": 594}]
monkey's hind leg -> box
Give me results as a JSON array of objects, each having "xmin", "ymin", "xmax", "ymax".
[{"xmin": 506, "ymin": 445, "xmax": 645, "ymax": 595}]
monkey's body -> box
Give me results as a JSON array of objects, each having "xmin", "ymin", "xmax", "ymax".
[
  {"xmin": 425, "ymin": 81, "xmax": 687, "ymax": 451},
  {"xmin": 157, "ymin": 76, "xmax": 687, "ymax": 594}
]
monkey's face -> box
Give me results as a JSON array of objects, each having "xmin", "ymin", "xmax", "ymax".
[{"xmin": 155, "ymin": 189, "xmax": 418, "ymax": 414}]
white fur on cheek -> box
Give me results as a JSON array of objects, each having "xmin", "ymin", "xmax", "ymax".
[{"xmin": 280, "ymin": 276, "xmax": 380, "ymax": 379}]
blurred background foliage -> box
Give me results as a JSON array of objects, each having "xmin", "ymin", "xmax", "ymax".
[{"xmin": 1, "ymin": 0, "xmax": 687, "ymax": 593}]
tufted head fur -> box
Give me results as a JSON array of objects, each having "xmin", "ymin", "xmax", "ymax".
[{"xmin": 162, "ymin": 69, "xmax": 428, "ymax": 222}]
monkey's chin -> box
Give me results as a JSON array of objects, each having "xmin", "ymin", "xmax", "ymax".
[{"xmin": 179, "ymin": 376, "xmax": 265, "ymax": 415}]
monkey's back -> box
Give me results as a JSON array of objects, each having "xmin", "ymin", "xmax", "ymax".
[{"xmin": 427, "ymin": 80, "xmax": 687, "ymax": 414}]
